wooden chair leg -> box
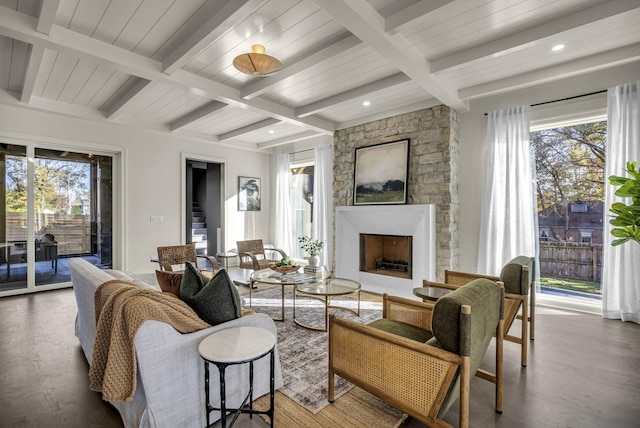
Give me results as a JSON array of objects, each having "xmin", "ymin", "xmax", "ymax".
[
  {"xmin": 520, "ymin": 301, "xmax": 528, "ymax": 367},
  {"xmin": 496, "ymin": 318, "xmax": 504, "ymax": 413},
  {"xmin": 529, "ymin": 284, "xmax": 535, "ymax": 341}
]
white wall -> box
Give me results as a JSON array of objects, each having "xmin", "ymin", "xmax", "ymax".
[
  {"xmin": 457, "ymin": 62, "xmax": 639, "ymax": 272},
  {"xmin": 0, "ymin": 103, "xmax": 272, "ymax": 273}
]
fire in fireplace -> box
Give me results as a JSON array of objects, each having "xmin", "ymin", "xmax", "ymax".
[{"xmin": 359, "ymin": 233, "xmax": 412, "ymax": 279}]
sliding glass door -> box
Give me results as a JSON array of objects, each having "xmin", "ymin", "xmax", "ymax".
[
  {"xmin": 1, "ymin": 144, "xmax": 113, "ymax": 295},
  {"xmin": 1, "ymin": 144, "xmax": 27, "ymax": 292}
]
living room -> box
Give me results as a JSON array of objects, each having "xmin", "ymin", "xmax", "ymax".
[{"xmin": 1, "ymin": 1, "xmax": 639, "ymax": 427}]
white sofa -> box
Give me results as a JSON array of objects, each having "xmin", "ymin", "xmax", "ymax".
[{"xmin": 70, "ymin": 258, "xmax": 283, "ymax": 428}]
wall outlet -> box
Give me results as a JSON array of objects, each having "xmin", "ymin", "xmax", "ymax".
[{"xmin": 150, "ymin": 215, "xmax": 163, "ymax": 223}]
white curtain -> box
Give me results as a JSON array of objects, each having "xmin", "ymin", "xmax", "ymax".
[
  {"xmin": 477, "ymin": 105, "xmax": 537, "ymax": 276},
  {"xmin": 602, "ymin": 81, "xmax": 640, "ymax": 323},
  {"xmin": 274, "ymin": 153, "xmax": 293, "ymax": 255},
  {"xmin": 313, "ymin": 145, "xmax": 333, "ymax": 268}
]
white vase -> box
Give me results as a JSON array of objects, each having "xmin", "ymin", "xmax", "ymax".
[{"xmin": 307, "ymin": 255, "xmax": 320, "ymax": 267}]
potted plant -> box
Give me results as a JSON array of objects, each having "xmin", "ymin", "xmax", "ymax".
[
  {"xmin": 608, "ymin": 161, "xmax": 640, "ymax": 246},
  {"xmin": 298, "ymin": 236, "xmax": 325, "ymax": 267}
]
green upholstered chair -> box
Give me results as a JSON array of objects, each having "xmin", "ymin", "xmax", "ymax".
[
  {"xmin": 442, "ymin": 256, "xmax": 535, "ymax": 367},
  {"xmin": 328, "ymin": 278, "xmax": 505, "ymax": 428}
]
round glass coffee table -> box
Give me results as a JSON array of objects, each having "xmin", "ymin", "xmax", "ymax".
[
  {"xmin": 294, "ymin": 277, "xmax": 361, "ymax": 331},
  {"xmin": 249, "ymin": 268, "xmax": 329, "ymax": 321}
]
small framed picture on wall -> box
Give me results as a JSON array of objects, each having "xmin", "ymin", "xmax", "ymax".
[{"xmin": 238, "ymin": 176, "xmax": 261, "ymax": 211}]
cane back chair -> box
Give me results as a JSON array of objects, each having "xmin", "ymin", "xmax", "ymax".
[
  {"xmin": 156, "ymin": 244, "xmax": 220, "ymax": 272},
  {"xmin": 440, "ymin": 255, "xmax": 535, "ymax": 367},
  {"xmin": 329, "ymin": 278, "xmax": 505, "ymax": 428},
  {"xmin": 235, "ymin": 239, "xmax": 287, "ymax": 270}
]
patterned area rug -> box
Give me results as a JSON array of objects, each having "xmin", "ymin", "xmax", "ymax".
[{"xmin": 242, "ymin": 284, "xmax": 383, "ymax": 414}]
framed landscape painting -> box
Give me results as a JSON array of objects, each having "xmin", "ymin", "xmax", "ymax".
[
  {"xmin": 238, "ymin": 176, "xmax": 261, "ymax": 211},
  {"xmin": 354, "ymin": 139, "xmax": 409, "ymax": 205}
]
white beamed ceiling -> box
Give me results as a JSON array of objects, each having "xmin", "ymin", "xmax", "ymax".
[{"xmin": 0, "ymin": 0, "xmax": 638, "ymax": 151}]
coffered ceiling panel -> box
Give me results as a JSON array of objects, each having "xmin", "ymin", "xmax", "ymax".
[{"xmin": 0, "ymin": 0, "xmax": 637, "ymax": 151}]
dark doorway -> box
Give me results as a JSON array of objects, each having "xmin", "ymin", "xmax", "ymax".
[{"xmin": 186, "ymin": 161, "xmax": 222, "ymax": 256}]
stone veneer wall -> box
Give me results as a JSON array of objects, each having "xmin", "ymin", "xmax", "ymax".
[{"xmin": 332, "ymin": 106, "xmax": 459, "ymax": 281}]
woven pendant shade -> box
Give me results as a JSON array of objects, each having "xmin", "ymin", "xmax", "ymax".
[{"xmin": 233, "ymin": 44, "xmax": 282, "ymax": 76}]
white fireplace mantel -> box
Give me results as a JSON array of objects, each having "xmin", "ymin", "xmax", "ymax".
[{"xmin": 335, "ymin": 205, "xmax": 436, "ymax": 299}]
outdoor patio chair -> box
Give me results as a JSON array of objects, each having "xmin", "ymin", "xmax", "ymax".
[
  {"xmin": 328, "ymin": 278, "xmax": 505, "ymax": 428},
  {"xmin": 235, "ymin": 239, "xmax": 287, "ymax": 271},
  {"xmin": 438, "ymin": 255, "xmax": 535, "ymax": 367}
]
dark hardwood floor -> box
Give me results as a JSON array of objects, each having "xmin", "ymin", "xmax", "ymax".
[{"xmin": 1, "ymin": 287, "xmax": 639, "ymax": 427}]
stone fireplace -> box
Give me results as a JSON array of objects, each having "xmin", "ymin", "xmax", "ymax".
[{"xmin": 332, "ymin": 106, "xmax": 459, "ymax": 297}]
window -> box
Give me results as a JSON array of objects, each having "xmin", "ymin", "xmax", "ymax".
[
  {"xmin": 580, "ymin": 230, "xmax": 593, "ymax": 244},
  {"xmin": 539, "ymin": 228, "xmax": 551, "ymax": 242},
  {"xmin": 532, "ymin": 120, "xmax": 605, "ymax": 299},
  {"xmin": 289, "ymin": 164, "xmax": 314, "ymax": 259}
]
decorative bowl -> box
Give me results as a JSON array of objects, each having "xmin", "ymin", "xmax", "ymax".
[{"xmin": 269, "ymin": 264, "xmax": 300, "ymax": 273}]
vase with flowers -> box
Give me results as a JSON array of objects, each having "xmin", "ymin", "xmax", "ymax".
[{"xmin": 298, "ymin": 235, "xmax": 325, "ymax": 267}]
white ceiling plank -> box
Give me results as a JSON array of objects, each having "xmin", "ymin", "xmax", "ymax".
[
  {"xmin": 311, "ymin": 0, "xmax": 467, "ymax": 112},
  {"xmin": 20, "ymin": 44, "xmax": 45, "ymax": 103},
  {"xmin": 162, "ymin": 0, "xmax": 266, "ymax": 75},
  {"xmin": 240, "ymin": 33, "xmax": 361, "ymax": 100},
  {"xmin": 170, "ymin": 100, "xmax": 226, "ymax": 131},
  {"xmin": 37, "ymin": 0, "xmax": 60, "ymax": 35},
  {"xmin": 218, "ymin": 117, "xmax": 280, "ymax": 141},
  {"xmin": 0, "ymin": 6, "xmax": 334, "ymax": 134},
  {"xmin": 296, "ymin": 73, "xmax": 410, "ymax": 117},
  {"xmin": 431, "ymin": 0, "xmax": 640, "ymax": 73},
  {"xmin": 384, "ymin": 0, "xmax": 454, "ymax": 33},
  {"xmin": 257, "ymin": 130, "xmax": 320, "ymax": 149},
  {"xmin": 106, "ymin": 79, "xmax": 159, "ymax": 119},
  {"xmin": 460, "ymin": 43, "xmax": 640, "ymax": 100},
  {"xmin": 335, "ymin": 98, "xmax": 442, "ymax": 130}
]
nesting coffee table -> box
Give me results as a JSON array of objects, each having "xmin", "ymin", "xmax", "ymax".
[
  {"xmin": 294, "ymin": 277, "xmax": 361, "ymax": 331},
  {"xmin": 248, "ymin": 268, "xmax": 329, "ymax": 321}
]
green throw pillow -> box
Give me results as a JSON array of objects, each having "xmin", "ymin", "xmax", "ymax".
[{"xmin": 180, "ymin": 263, "xmax": 242, "ymax": 326}]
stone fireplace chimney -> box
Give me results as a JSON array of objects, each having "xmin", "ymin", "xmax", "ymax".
[{"xmin": 332, "ymin": 106, "xmax": 459, "ymax": 283}]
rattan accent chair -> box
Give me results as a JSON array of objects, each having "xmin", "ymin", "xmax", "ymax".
[
  {"xmin": 329, "ymin": 279, "xmax": 505, "ymax": 428},
  {"xmin": 156, "ymin": 244, "xmax": 220, "ymax": 272},
  {"xmin": 235, "ymin": 239, "xmax": 287, "ymax": 270},
  {"xmin": 440, "ymin": 255, "xmax": 535, "ymax": 367}
]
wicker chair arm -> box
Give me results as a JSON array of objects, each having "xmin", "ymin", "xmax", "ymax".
[
  {"xmin": 237, "ymin": 251, "xmax": 261, "ymax": 271},
  {"xmin": 196, "ymin": 254, "xmax": 220, "ymax": 271},
  {"xmin": 382, "ymin": 294, "xmax": 434, "ymax": 331},
  {"xmin": 158, "ymin": 261, "xmax": 173, "ymax": 272},
  {"xmin": 444, "ymin": 269, "xmax": 499, "ymax": 286},
  {"xmin": 264, "ymin": 247, "xmax": 287, "ymax": 259}
]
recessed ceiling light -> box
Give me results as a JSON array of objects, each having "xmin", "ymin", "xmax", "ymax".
[
  {"xmin": 552, "ymin": 44, "xmax": 565, "ymax": 52},
  {"xmin": 268, "ymin": 129, "xmax": 275, "ymax": 134},
  {"xmin": 363, "ymin": 101, "xmax": 371, "ymax": 107}
]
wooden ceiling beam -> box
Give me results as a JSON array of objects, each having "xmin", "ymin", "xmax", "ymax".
[
  {"xmin": 296, "ymin": 73, "xmax": 410, "ymax": 118},
  {"xmin": 460, "ymin": 43, "xmax": 640, "ymax": 100},
  {"xmin": 0, "ymin": 6, "xmax": 334, "ymax": 135},
  {"xmin": 312, "ymin": 0, "xmax": 468, "ymax": 112},
  {"xmin": 432, "ymin": 0, "xmax": 640, "ymax": 73},
  {"xmin": 384, "ymin": 0, "xmax": 453, "ymax": 32},
  {"xmin": 218, "ymin": 118, "xmax": 280, "ymax": 141},
  {"xmin": 170, "ymin": 100, "xmax": 227, "ymax": 131},
  {"xmin": 162, "ymin": 0, "xmax": 265, "ymax": 75}
]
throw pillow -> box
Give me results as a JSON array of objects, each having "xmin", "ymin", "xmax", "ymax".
[
  {"xmin": 180, "ymin": 263, "xmax": 242, "ymax": 325},
  {"xmin": 155, "ymin": 270, "xmax": 183, "ymax": 298}
]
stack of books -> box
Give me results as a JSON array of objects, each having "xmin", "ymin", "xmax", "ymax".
[{"xmin": 303, "ymin": 265, "xmax": 326, "ymax": 277}]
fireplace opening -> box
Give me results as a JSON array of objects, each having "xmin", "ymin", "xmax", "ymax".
[{"xmin": 359, "ymin": 234, "xmax": 412, "ymax": 279}]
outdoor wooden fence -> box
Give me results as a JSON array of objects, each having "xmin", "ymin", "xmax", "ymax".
[
  {"xmin": 539, "ymin": 242, "xmax": 602, "ymax": 282},
  {"xmin": 4, "ymin": 212, "xmax": 91, "ymax": 256}
]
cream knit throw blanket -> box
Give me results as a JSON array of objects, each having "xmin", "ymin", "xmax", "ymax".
[{"xmin": 90, "ymin": 280, "xmax": 209, "ymax": 401}]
